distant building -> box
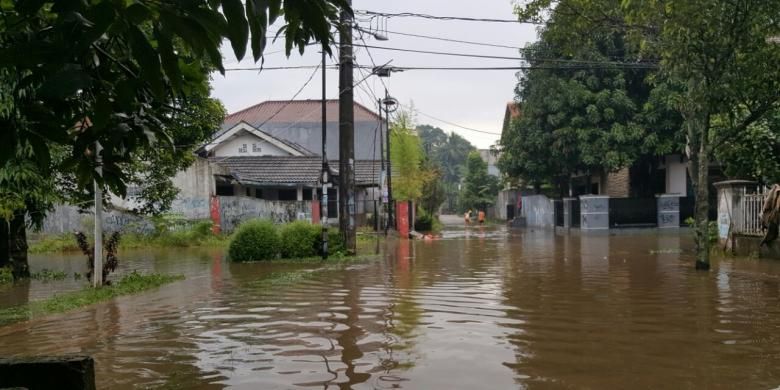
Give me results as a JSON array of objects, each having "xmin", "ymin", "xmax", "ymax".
[{"xmin": 478, "ymin": 149, "xmax": 500, "ymax": 177}]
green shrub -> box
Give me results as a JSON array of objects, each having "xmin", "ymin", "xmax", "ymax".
[
  {"xmin": 0, "ymin": 267, "xmax": 12, "ymax": 285},
  {"xmin": 279, "ymin": 221, "xmax": 320, "ymax": 258},
  {"xmin": 414, "ymin": 212, "xmax": 434, "ymax": 232},
  {"xmin": 192, "ymin": 220, "xmax": 214, "ymax": 237},
  {"xmin": 318, "ymin": 229, "xmax": 345, "ymax": 255},
  {"xmin": 228, "ymin": 219, "xmax": 280, "ymax": 261}
]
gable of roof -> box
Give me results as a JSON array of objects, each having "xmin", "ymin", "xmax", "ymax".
[
  {"xmin": 222, "ymin": 100, "xmax": 380, "ymax": 130},
  {"xmin": 502, "ymin": 102, "xmax": 522, "ymax": 134},
  {"xmin": 202, "ymin": 121, "xmax": 312, "ymax": 156}
]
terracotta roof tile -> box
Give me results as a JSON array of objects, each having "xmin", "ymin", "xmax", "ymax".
[{"xmin": 223, "ymin": 100, "xmax": 380, "ymax": 129}]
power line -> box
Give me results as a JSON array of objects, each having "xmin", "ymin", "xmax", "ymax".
[
  {"xmin": 399, "ymin": 103, "xmax": 502, "ymax": 136},
  {"xmin": 224, "ymin": 65, "xmax": 333, "ymax": 71},
  {"xmin": 366, "ymin": 27, "xmax": 526, "ymax": 50},
  {"xmin": 355, "ymin": 10, "xmax": 544, "ymax": 25},
  {"xmin": 369, "ymin": 65, "xmax": 657, "ymax": 71},
  {"xmin": 355, "ymin": 34, "xmax": 390, "ymax": 92},
  {"xmin": 350, "ymin": 43, "xmax": 659, "ymax": 68}
]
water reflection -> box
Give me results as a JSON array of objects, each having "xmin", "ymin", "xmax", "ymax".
[{"xmin": 4, "ymin": 227, "xmax": 780, "ymax": 388}]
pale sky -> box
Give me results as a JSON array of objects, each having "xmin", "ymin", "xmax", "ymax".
[{"xmin": 210, "ymin": 1, "xmax": 540, "ymax": 149}]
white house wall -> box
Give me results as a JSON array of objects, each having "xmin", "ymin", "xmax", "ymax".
[
  {"xmin": 665, "ymin": 155, "xmax": 688, "ymax": 195},
  {"xmin": 168, "ymin": 157, "xmax": 229, "ymax": 219},
  {"xmin": 212, "ymin": 133, "xmax": 290, "ymax": 157}
]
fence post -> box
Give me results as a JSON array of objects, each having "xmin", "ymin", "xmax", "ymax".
[
  {"xmin": 580, "ymin": 195, "xmax": 609, "ymax": 231},
  {"xmin": 563, "ymin": 198, "xmax": 575, "ymax": 229},
  {"xmin": 657, "ymin": 194, "xmax": 680, "ymax": 228}
]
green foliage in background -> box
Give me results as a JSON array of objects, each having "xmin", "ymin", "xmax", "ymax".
[
  {"xmin": 417, "ymin": 124, "xmax": 476, "ymax": 212},
  {"xmin": 459, "ymin": 151, "xmax": 500, "ymax": 212},
  {"xmin": 229, "ymin": 219, "xmax": 280, "ymax": 262},
  {"xmin": 715, "ymin": 111, "xmax": 780, "ymax": 185},
  {"xmin": 279, "ymin": 221, "xmax": 320, "ymax": 259},
  {"xmin": 390, "ymin": 109, "xmax": 431, "ymax": 201}
]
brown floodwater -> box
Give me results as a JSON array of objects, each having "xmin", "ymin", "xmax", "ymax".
[{"xmin": 3, "ymin": 225, "xmax": 780, "ymax": 389}]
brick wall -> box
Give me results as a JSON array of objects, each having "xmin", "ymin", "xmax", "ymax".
[{"xmin": 605, "ymin": 168, "xmax": 630, "ymax": 198}]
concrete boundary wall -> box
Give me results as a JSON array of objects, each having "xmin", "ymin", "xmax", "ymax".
[
  {"xmin": 522, "ymin": 195, "xmax": 554, "ymax": 228},
  {"xmin": 217, "ymin": 197, "xmax": 312, "ymax": 232}
]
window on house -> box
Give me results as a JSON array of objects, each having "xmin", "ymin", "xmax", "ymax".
[
  {"xmin": 216, "ymin": 184, "xmax": 234, "ymax": 196},
  {"xmin": 303, "ymin": 189, "xmax": 313, "ymax": 200},
  {"xmin": 245, "ymin": 187, "xmax": 252, "ymax": 197},
  {"xmin": 252, "ymin": 143, "xmax": 261, "ymax": 153},
  {"xmin": 328, "ymin": 188, "xmax": 338, "ymax": 216},
  {"xmin": 238, "ymin": 144, "xmax": 247, "ymax": 153},
  {"xmin": 278, "ymin": 189, "xmax": 297, "ymax": 201},
  {"xmin": 254, "ymin": 189, "xmax": 264, "ymax": 199}
]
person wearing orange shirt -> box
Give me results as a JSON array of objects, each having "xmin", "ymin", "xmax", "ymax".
[{"xmin": 478, "ymin": 210, "xmax": 486, "ymax": 224}]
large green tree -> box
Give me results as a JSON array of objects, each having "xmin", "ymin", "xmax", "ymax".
[
  {"xmin": 417, "ymin": 124, "xmax": 476, "ymax": 211},
  {"xmin": 391, "ymin": 110, "xmax": 433, "ymax": 202},
  {"xmin": 622, "ymin": 0, "xmax": 780, "ymax": 269},
  {"xmin": 513, "ymin": 0, "xmax": 780, "ymax": 269},
  {"xmin": 501, "ymin": 0, "xmax": 681, "ymax": 197},
  {"xmin": 0, "ymin": 0, "xmax": 349, "ymax": 279}
]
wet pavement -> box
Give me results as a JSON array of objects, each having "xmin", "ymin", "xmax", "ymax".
[{"xmin": 3, "ymin": 224, "xmax": 780, "ymax": 388}]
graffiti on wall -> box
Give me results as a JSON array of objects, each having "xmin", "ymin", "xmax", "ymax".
[{"xmin": 218, "ymin": 197, "xmax": 312, "ymax": 232}]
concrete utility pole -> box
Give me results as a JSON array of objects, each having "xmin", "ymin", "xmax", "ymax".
[
  {"xmin": 93, "ymin": 142, "xmax": 103, "ymax": 287},
  {"xmin": 320, "ymin": 49, "xmax": 329, "ymax": 260},
  {"xmin": 378, "ymin": 98, "xmax": 387, "ymax": 232},
  {"xmin": 338, "ymin": 0, "xmax": 356, "ymax": 254},
  {"xmin": 384, "ymin": 90, "xmax": 395, "ymax": 230}
]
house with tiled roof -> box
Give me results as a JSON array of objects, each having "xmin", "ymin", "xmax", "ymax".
[{"xmin": 164, "ymin": 100, "xmax": 386, "ymax": 231}]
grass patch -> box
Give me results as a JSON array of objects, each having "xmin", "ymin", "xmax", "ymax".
[
  {"xmin": 29, "ymin": 268, "xmax": 68, "ymax": 281},
  {"xmin": 251, "ymin": 254, "xmax": 378, "ymax": 288},
  {"xmin": 28, "ymin": 234, "xmax": 81, "ymax": 253},
  {"xmin": 29, "ymin": 231, "xmax": 230, "ymax": 254},
  {"xmin": 0, "ymin": 271, "xmax": 184, "ymax": 326}
]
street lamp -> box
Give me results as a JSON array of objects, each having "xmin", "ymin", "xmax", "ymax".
[
  {"xmin": 354, "ymin": 25, "xmax": 388, "ymax": 41},
  {"xmin": 382, "ymin": 93, "xmax": 398, "ymax": 229}
]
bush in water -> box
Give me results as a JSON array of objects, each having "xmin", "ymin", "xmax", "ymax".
[
  {"xmin": 229, "ymin": 219, "xmax": 280, "ymax": 262},
  {"xmin": 313, "ymin": 229, "xmax": 345, "ymax": 255},
  {"xmin": 279, "ymin": 221, "xmax": 320, "ymax": 259}
]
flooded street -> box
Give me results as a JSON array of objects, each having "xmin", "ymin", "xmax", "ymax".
[{"xmin": 3, "ymin": 224, "xmax": 780, "ymax": 389}]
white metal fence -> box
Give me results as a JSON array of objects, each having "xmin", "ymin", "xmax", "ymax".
[{"xmin": 735, "ymin": 187, "xmax": 769, "ymax": 236}]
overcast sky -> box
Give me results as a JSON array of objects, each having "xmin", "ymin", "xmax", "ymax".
[{"xmin": 210, "ymin": 1, "xmax": 540, "ymax": 149}]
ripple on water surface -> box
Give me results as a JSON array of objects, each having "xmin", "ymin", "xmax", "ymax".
[{"xmin": 3, "ymin": 228, "xmax": 780, "ymax": 388}]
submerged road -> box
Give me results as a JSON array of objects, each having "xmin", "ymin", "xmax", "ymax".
[{"xmin": 1, "ymin": 224, "xmax": 780, "ymax": 388}]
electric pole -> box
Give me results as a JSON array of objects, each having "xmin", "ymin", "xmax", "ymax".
[
  {"xmin": 378, "ymin": 98, "xmax": 387, "ymax": 232},
  {"xmin": 338, "ymin": 0, "xmax": 356, "ymax": 254},
  {"xmin": 384, "ymin": 90, "xmax": 395, "ymax": 230},
  {"xmin": 320, "ymin": 49, "xmax": 329, "ymax": 260}
]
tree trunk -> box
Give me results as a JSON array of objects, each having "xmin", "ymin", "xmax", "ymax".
[
  {"xmin": 9, "ymin": 213, "xmax": 30, "ymax": 279},
  {"xmin": 693, "ymin": 123, "xmax": 711, "ymax": 270},
  {"xmin": 682, "ymin": 75, "xmax": 713, "ymax": 271},
  {"xmin": 0, "ymin": 219, "xmax": 9, "ymax": 269}
]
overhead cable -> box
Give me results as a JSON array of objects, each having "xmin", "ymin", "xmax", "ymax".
[
  {"xmin": 398, "ymin": 103, "xmax": 502, "ymax": 136},
  {"xmin": 355, "ymin": 10, "xmax": 544, "ymax": 25}
]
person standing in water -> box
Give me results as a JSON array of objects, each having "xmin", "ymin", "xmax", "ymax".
[
  {"xmin": 464, "ymin": 209, "xmax": 472, "ymax": 224},
  {"xmin": 478, "ymin": 210, "xmax": 486, "ymax": 224}
]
